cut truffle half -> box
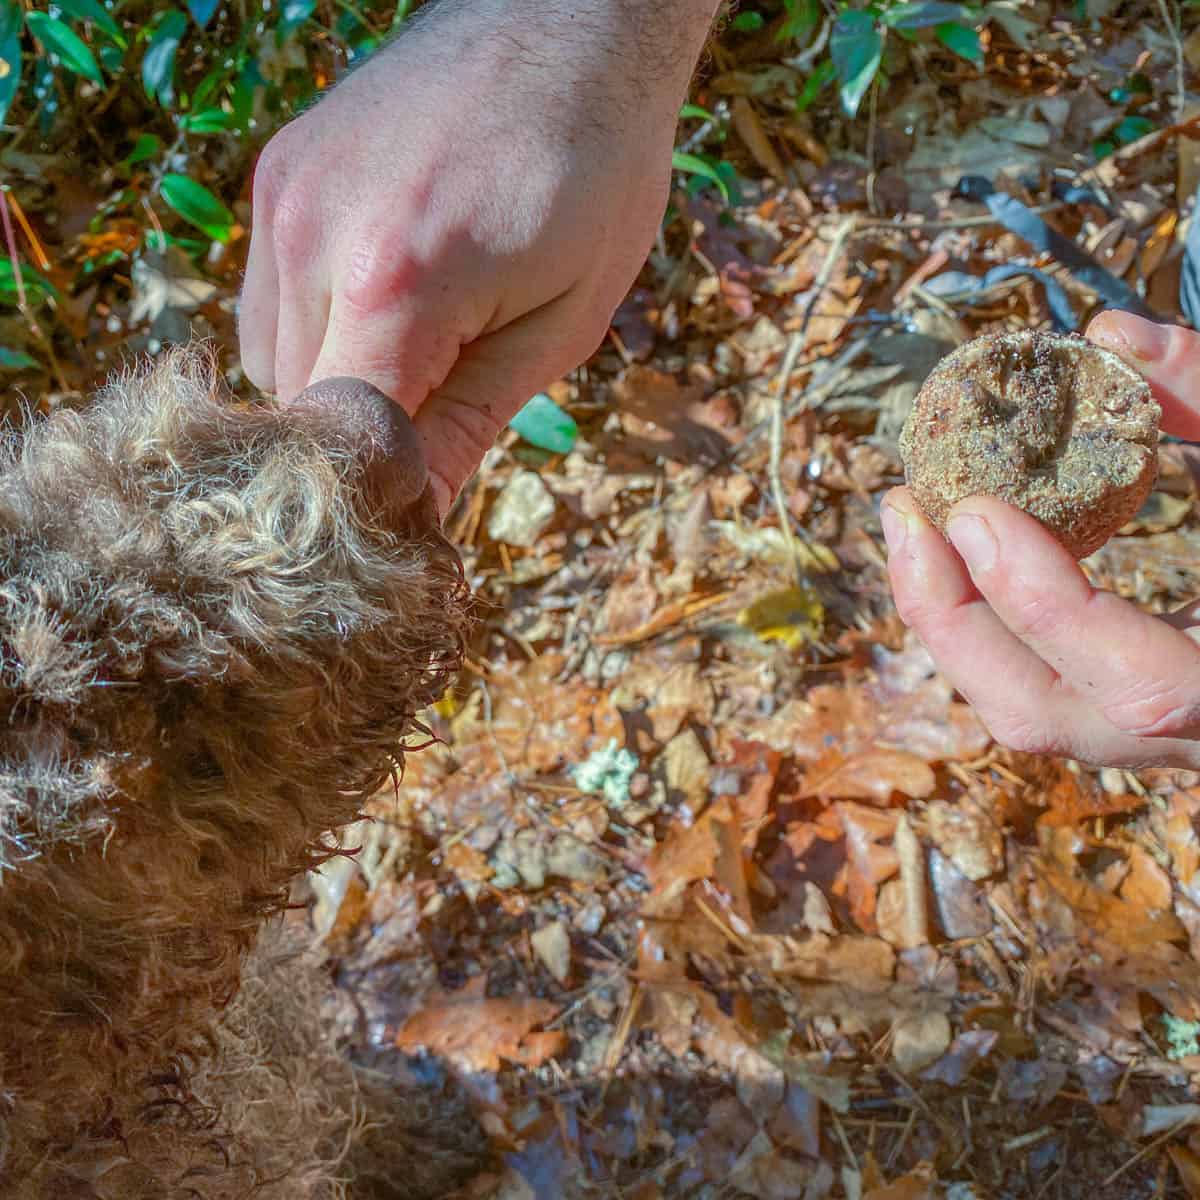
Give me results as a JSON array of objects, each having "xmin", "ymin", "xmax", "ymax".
[{"xmin": 898, "ymin": 329, "xmax": 1160, "ymax": 559}]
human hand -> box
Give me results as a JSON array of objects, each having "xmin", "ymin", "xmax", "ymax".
[
  {"xmin": 239, "ymin": 0, "xmax": 719, "ymax": 515},
  {"xmin": 882, "ymin": 312, "xmax": 1200, "ymax": 770}
]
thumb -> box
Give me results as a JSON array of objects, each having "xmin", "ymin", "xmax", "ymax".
[
  {"xmin": 1086, "ymin": 310, "xmax": 1200, "ymax": 440},
  {"xmin": 414, "ymin": 292, "xmax": 605, "ymax": 513}
]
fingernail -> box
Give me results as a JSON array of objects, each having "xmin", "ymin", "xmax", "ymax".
[
  {"xmin": 947, "ymin": 513, "xmax": 996, "ymax": 572},
  {"xmin": 1093, "ymin": 312, "xmax": 1168, "ymax": 362},
  {"xmin": 880, "ymin": 502, "xmax": 911, "ymax": 555}
]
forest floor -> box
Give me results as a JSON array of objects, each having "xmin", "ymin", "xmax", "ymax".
[{"xmin": 10, "ymin": 2, "xmax": 1200, "ymax": 1197}]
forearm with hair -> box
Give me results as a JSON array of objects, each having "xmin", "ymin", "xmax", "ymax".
[{"xmin": 413, "ymin": 0, "xmax": 722, "ymax": 98}]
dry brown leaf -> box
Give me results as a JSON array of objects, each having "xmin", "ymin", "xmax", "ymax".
[
  {"xmin": 731, "ymin": 96, "xmax": 787, "ymax": 181},
  {"xmin": 801, "ymin": 748, "xmax": 935, "ymax": 803},
  {"xmin": 837, "ymin": 802, "xmax": 899, "ymax": 933},
  {"xmin": 863, "ymin": 1163, "xmax": 938, "ymax": 1200},
  {"xmin": 395, "ymin": 976, "xmax": 566, "ymax": 1073},
  {"xmin": 1169, "ymin": 1142, "xmax": 1200, "ymax": 1199},
  {"xmin": 1120, "ymin": 844, "xmax": 1173, "ymax": 916}
]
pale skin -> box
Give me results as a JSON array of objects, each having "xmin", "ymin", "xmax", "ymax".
[
  {"xmin": 238, "ymin": 0, "xmax": 722, "ymax": 514},
  {"xmin": 883, "ymin": 311, "xmax": 1200, "ymax": 771}
]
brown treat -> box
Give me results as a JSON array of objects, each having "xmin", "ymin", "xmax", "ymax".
[{"xmin": 898, "ymin": 329, "xmax": 1161, "ymax": 559}]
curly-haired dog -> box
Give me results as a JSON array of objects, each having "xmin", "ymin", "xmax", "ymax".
[{"xmin": 0, "ymin": 351, "xmax": 475, "ymax": 1197}]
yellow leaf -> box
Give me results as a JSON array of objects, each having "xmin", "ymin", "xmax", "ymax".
[{"xmin": 737, "ymin": 585, "xmax": 824, "ymax": 649}]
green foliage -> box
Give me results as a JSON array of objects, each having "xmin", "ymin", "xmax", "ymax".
[
  {"xmin": 830, "ymin": 11, "xmax": 883, "ymax": 117},
  {"xmin": 25, "ymin": 12, "xmax": 102, "ymax": 86},
  {"xmin": 161, "ymin": 173, "xmax": 236, "ymax": 241},
  {"xmin": 510, "ymin": 393, "xmax": 579, "ymax": 455},
  {"xmin": 0, "ymin": 1, "xmax": 428, "ymax": 317},
  {"xmin": 778, "ymin": 1, "xmax": 990, "ymax": 118}
]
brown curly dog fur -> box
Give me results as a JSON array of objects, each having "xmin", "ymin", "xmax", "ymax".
[{"xmin": 0, "ymin": 349, "xmax": 473, "ymax": 1197}]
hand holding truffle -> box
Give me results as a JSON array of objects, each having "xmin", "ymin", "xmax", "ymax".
[{"xmin": 883, "ymin": 314, "xmax": 1200, "ymax": 771}]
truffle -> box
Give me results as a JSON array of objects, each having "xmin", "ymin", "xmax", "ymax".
[{"xmin": 898, "ymin": 329, "xmax": 1160, "ymax": 559}]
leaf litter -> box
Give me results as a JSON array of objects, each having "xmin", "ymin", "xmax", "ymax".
[{"xmin": 14, "ymin": 1, "xmax": 1200, "ymax": 1196}]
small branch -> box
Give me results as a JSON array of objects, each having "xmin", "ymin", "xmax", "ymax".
[
  {"xmin": 1154, "ymin": 0, "xmax": 1186, "ymax": 123},
  {"xmin": 767, "ymin": 216, "xmax": 857, "ymax": 585}
]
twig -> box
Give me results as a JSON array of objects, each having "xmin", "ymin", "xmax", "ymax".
[
  {"xmin": 766, "ymin": 216, "xmax": 857, "ymax": 583},
  {"xmin": 894, "ymin": 813, "xmax": 928, "ymax": 949},
  {"xmin": 0, "ymin": 185, "xmax": 67, "ymax": 394},
  {"xmin": 734, "ymin": 330, "xmax": 876, "ymax": 460},
  {"xmin": 852, "ymin": 203, "xmax": 1064, "ymax": 231},
  {"xmin": 1100, "ymin": 1120, "xmax": 1191, "ymax": 1187},
  {"xmin": 1154, "ymin": 0, "xmax": 1186, "ymax": 123}
]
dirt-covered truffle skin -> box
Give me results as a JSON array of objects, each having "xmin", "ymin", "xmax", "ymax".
[{"xmin": 898, "ymin": 330, "xmax": 1161, "ymax": 559}]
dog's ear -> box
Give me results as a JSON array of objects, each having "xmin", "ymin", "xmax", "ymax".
[{"xmin": 288, "ymin": 377, "xmax": 440, "ymax": 530}]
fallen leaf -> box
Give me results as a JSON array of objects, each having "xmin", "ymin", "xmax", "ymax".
[
  {"xmin": 396, "ymin": 976, "xmax": 566, "ymax": 1074},
  {"xmin": 737, "ymin": 584, "xmax": 825, "ymax": 650}
]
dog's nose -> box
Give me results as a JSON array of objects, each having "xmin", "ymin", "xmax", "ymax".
[{"xmin": 287, "ymin": 377, "xmax": 437, "ymax": 526}]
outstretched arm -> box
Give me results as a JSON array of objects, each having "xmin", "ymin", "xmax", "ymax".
[{"xmin": 239, "ymin": 0, "xmax": 723, "ymax": 513}]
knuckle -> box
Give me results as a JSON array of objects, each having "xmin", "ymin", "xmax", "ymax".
[
  {"xmin": 252, "ymin": 132, "xmax": 296, "ymax": 210},
  {"xmin": 271, "ymin": 191, "xmax": 321, "ymax": 265},
  {"xmin": 340, "ymin": 240, "xmax": 424, "ymax": 317}
]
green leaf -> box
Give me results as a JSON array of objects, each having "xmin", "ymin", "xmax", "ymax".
[
  {"xmin": 0, "ymin": 259, "xmax": 58, "ymax": 305},
  {"xmin": 830, "ymin": 11, "xmax": 883, "ymax": 117},
  {"xmin": 180, "ymin": 106, "xmax": 233, "ymax": 132},
  {"xmin": 795, "ymin": 58, "xmax": 834, "ymax": 113},
  {"xmin": 141, "ymin": 9, "xmax": 186, "ymax": 106},
  {"xmin": 187, "ymin": 0, "xmax": 219, "ymax": 27},
  {"xmin": 779, "ymin": 0, "xmax": 820, "ymax": 42},
  {"xmin": 124, "ymin": 132, "xmax": 161, "ymax": 165},
  {"xmin": 160, "ymin": 173, "xmax": 235, "ymax": 242},
  {"xmin": 934, "ymin": 21, "xmax": 983, "ymax": 62},
  {"xmin": 55, "ymin": 0, "xmax": 125, "ymax": 46},
  {"xmin": 25, "ymin": 12, "xmax": 103, "ymax": 86},
  {"xmin": 680, "ymin": 102, "xmax": 716, "ymax": 121},
  {"xmin": 671, "ymin": 150, "xmax": 731, "ymax": 202},
  {"xmin": 0, "ymin": 0, "xmax": 19, "ymax": 42},
  {"xmin": 882, "ymin": 1, "xmax": 972, "ymax": 28},
  {"xmin": 1114, "ymin": 114, "xmax": 1155, "ymax": 144},
  {"xmin": 731, "ymin": 10, "xmax": 766, "ymax": 31},
  {"xmin": 0, "ymin": 347, "xmax": 37, "ymax": 369},
  {"xmin": 510, "ymin": 393, "xmax": 578, "ymax": 455},
  {"xmin": 0, "ymin": 29, "xmax": 22, "ymax": 127}
]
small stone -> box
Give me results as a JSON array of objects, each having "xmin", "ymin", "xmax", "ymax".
[
  {"xmin": 531, "ymin": 919, "xmax": 571, "ymax": 984},
  {"xmin": 487, "ymin": 470, "xmax": 556, "ymax": 547},
  {"xmin": 891, "ymin": 1010, "xmax": 952, "ymax": 1074}
]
